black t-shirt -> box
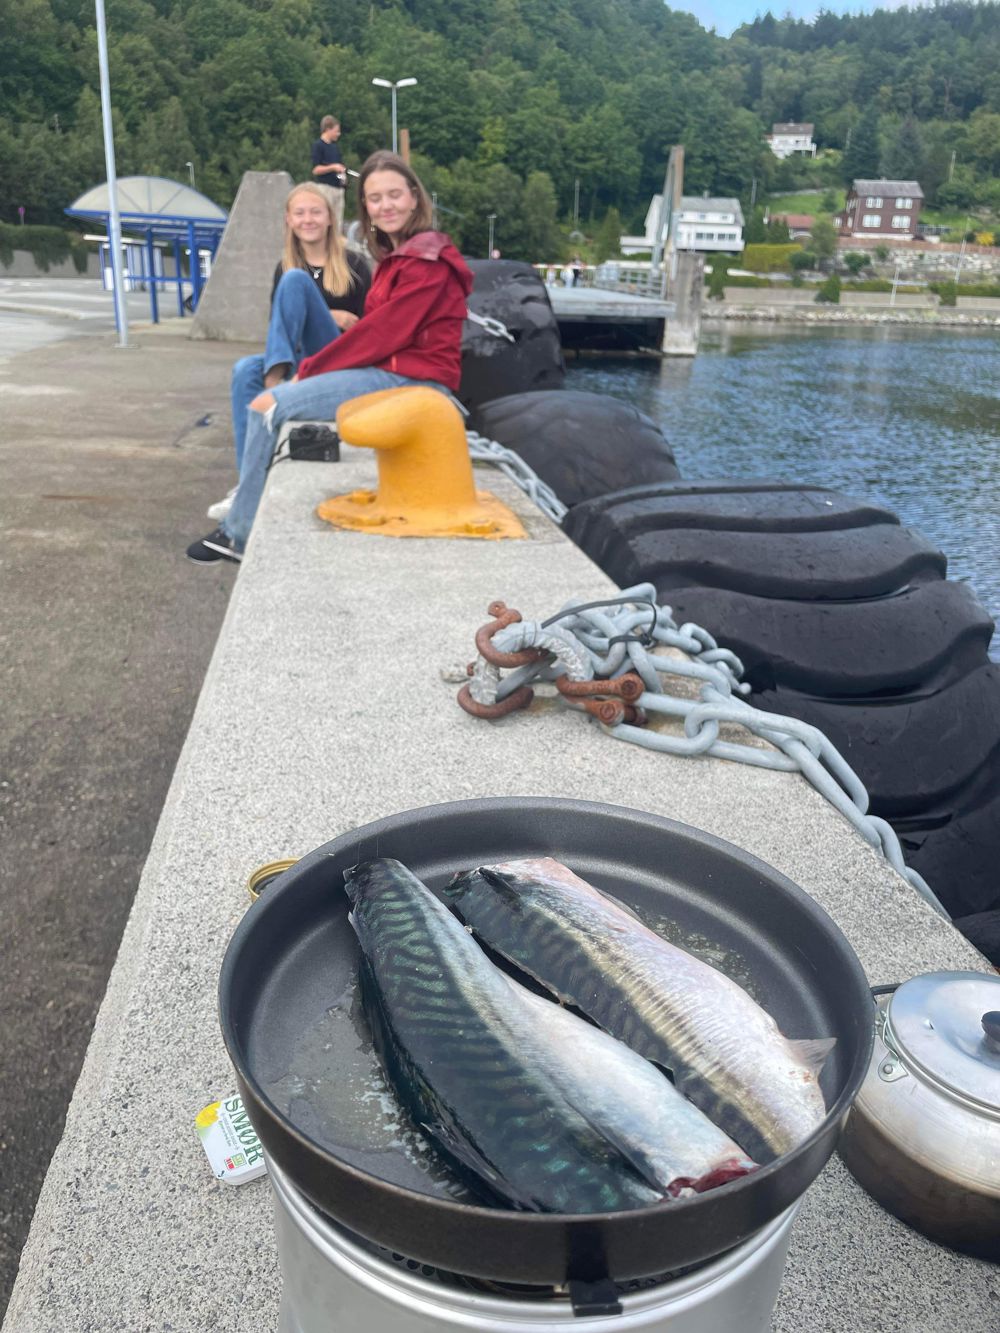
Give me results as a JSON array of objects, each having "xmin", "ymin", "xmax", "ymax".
[
  {"xmin": 271, "ymin": 251, "xmax": 371, "ymax": 319},
  {"xmin": 311, "ymin": 138, "xmax": 346, "ymax": 190}
]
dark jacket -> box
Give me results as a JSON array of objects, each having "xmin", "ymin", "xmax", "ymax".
[
  {"xmin": 297, "ymin": 231, "xmax": 472, "ymax": 391},
  {"xmin": 270, "ymin": 252, "xmax": 370, "ymax": 320}
]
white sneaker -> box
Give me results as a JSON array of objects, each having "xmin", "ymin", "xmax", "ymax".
[{"xmin": 207, "ymin": 486, "xmax": 238, "ymax": 522}]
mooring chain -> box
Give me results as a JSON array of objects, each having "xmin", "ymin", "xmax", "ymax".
[
  {"xmin": 457, "ymin": 583, "xmax": 947, "ymax": 919},
  {"xmin": 465, "ymin": 431, "xmax": 569, "ymax": 524}
]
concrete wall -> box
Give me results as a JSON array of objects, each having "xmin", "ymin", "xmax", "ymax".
[
  {"xmin": 719, "ymin": 286, "xmax": 815, "ymax": 305},
  {"xmin": 1, "ymin": 249, "xmax": 102, "ymax": 280},
  {"xmin": 840, "ymin": 291, "xmax": 935, "ymax": 308},
  {"xmin": 189, "ymin": 170, "xmax": 293, "ymax": 343}
]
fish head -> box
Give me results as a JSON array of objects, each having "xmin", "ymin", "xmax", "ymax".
[{"xmin": 444, "ymin": 867, "xmax": 526, "ymax": 915}]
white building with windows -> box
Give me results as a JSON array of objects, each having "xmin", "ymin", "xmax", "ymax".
[
  {"xmin": 765, "ymin": 123, "xmax": 817, "ymax": 159},
  {"xmin": 673, "ymin": 196, "xmax": 744, "ymax": 252},
  {"xmin": 619, "ymin": 194, "xmax": 744, "ymax": 255}
]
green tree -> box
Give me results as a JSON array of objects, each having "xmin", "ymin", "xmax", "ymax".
[
  {"xmin": 765, "ymin": 215, "xmax": 790, "ymax": 242},
  {"xmin": 810, "ymin": 218, "xmax": 838, "ymax": 266},
  {"xmin": 744, "ymin": 205, "xmax": 767, "ymax": 244},
  {"xmin": 881, "ymin": 116, "xmax": 924, "ymax": 181},
  {"xmin": 593, "ymin": 206, "xmax": 623, "ymax": 262},
  {"xmin": 521, "ymin": 171, "xmax": 561, "ymax": 262},
  {"xmin": 477, "ymin": 116, "xmax": 507, "ymax": 168},
  {"xmin": 707, "ymin": 254, "xmax": 728, "ymax": 299},
  {"xmin": 816, "ymin": 272, "xmax": 841, "ymax": 303},
  {"xmin": 841, "ymin": 108, "xmax": 880, "ymax": 185},
  {"xmin": 844, "ymin": 251, "xmax": 870, "ymax": 274}
]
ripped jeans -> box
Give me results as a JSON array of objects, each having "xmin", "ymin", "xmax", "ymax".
[
  {"xmin": 229, "ymin": 268, "xmax": 342, "ymax": 468},
  {"xmin": 221, "ymin": 368, "xmax": 449, "ymax": 550}
]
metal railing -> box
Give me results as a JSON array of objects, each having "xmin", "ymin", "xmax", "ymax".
[{"xmin": 592, "ymin": 262, "xmax": 668, "ymax": 300}]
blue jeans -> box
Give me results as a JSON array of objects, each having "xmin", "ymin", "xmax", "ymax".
[
  {"xmin": 229, "ymin": 269, "xmax": 340, "ymax": 468},
  {"xmin": 222, "ymin": 369, "xmax": 450, "ymax": 550}
]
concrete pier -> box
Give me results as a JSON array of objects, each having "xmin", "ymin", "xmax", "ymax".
[
  {"xmin": 662, "ymin": 251, "xmax": 704, "ymax": 356},
  {"xmin": 4, "ymin": 444, "xmax": 996, "ymax": 1332}
]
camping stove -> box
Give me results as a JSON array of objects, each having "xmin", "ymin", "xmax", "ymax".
[{"xmin": 269, "ymin": 1157, "xmax": 799, "ymax": 1332}]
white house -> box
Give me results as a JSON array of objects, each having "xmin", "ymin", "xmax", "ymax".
[
  {"xmin": 674, "ymin": 196, "xmax": 744, "ymax": 252},
  {"xmin": 765, "ymin": 123, "xmax": 817, "ymax": 159},
  {"xmin": 619, "ymin": 194, "xmax": 744, "ymax": 256}
]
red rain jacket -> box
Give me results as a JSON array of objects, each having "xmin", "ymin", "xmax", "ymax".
[{"xmin": 297, "ymin": 231, "xmax": 473, "ymax": 391}]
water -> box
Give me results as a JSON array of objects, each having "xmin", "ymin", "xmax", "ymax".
[{"xmin": 566, "ymin": 324, "xmax": 1000, "ymax": 659}]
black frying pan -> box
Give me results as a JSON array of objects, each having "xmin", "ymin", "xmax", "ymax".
[{"xmin": 219, "ymin": 797, "xmax": 872, "ymax": 1284}]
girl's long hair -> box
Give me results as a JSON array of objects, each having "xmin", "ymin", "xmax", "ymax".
[
  {"xmin": 281, "ymin": 182, "xmax": 354, "ymax": 295},
  {"xmin": 357, "ymin": 152, "xmax": 434, "ymax": 262}
]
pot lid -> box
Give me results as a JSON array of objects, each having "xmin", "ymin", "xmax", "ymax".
[{"xmin": 886, "ymin": 971, "xmax": 1000, "ymax": 1112}]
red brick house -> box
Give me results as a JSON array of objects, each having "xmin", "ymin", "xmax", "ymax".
[{"xmin": 835, "ymin": 180, "xmax": 924, "ymax": 240}]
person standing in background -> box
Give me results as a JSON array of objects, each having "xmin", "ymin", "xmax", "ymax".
[{"xmin": 311, "ymin": 115, "xmax": 347, "ymax": 232}]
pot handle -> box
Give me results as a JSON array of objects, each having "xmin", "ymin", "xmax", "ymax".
[{"xmin": 870, "ymin": 984, "xmax": 900, "ymax": 999}]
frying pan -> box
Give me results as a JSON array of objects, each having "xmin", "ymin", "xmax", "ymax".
[{"xmin": 219, "ymin": 797, "xmax": 872, "ymax": 1284}]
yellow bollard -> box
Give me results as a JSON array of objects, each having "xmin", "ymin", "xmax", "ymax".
[{"xmin": 315, "ymin": 386, "xmax": 526, "ymax": 539}]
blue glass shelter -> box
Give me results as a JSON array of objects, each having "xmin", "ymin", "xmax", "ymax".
[{"xmin": 66, "ymin": 176, "xmax": 228, "ymax": 324}]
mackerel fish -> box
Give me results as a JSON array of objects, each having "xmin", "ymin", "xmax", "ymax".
[
  {"xmin": 446, "ymin": 857, "xmax": 834, "ymax": 1161},
  {"xmin": 344, "ymin": 858, "xmax": 757, "ymax": 1213}
]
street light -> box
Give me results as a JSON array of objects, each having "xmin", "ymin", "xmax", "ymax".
[
  {"xmin": 371, "ymin": 76, "xmax": 417, "ymax": 155},
  {"xmin": 955, "ymin": 214, "xmax": 973, "ymax": 284},
  {"xmin": 487, "ymin": 213, "xmax": 497, "ymax": 257},
  {"xmin": 95, "ymin": 0, "xmax": 128, "ymax": 348},
  {"xmin": 185, "ymin": 161, "xmax": 195, "ymax": 189}
]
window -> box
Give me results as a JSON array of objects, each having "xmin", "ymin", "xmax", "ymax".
[
  {"xmin": 892, "ymin": 215, "xmax": 911, "ymax": 229},
  {"xmin": 862, "ymin": 213, "xmax": 881, "ymax": 227},
  {"xmin": 865, "ymin": 196, "xmax": 883, "ymax": 208},
  {"xmin": 895, "ymin": 198, "xmax": 912, "ymax": 209}
]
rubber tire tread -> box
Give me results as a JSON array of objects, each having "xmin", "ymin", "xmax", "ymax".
[
  {"xmin": 661, "ymin": 580, "xmax": 993, "ymax": 696},
  {"xmin": 895, "ymin": 761, "xmax": 1000, "ymax": 917},
  {"xmin": 601, "ymin": 523, "xmax": 945, "ymax": 600},
  {"xmin": 459, "ymin": 260, "xmax": 565, "ymax": 412},
  {"xmin": 753, "ymin": 665, "xmax": 1000, "ymax": 816},
  {"xmin": 564, "ymin": 481, "xmax": 900, "ymax": 547},
  {"xmin": 471, "ymin": 389, "xmax": 680, "ymax": 508}
]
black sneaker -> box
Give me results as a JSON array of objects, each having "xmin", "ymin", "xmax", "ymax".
[{"xmin": 186, "ymin": 526, "xmax": 242, "ymax": 565}]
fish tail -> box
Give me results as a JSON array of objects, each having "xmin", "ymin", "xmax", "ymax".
[{"xmin": 788, "ymin": 1036, "xmax": 836, "ymax": 1075}]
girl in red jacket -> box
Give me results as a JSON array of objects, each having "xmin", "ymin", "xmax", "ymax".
[{"xmin": 188, "ymin": 152, "xmax": 473, "ymax": 564}]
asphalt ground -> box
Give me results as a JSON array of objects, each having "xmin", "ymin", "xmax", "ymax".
[{"xmin": 0, "ymin": 302, "xmax": 244, "ymax": 1317}]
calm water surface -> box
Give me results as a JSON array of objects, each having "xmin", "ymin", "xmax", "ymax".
[{"xmin": 566, "ymin": 324, "xmax": 1000, "ymax": 658}]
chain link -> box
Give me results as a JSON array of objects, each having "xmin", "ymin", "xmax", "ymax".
[
  {"xmin": 462, "ymin": 583, "xmax": 948, "ymax": 920},
  {"xmin": 466, "ymin": 431, "xmax": 569, "ymax": 524},
  {"xmin": 465, "ymin": 310, "xmax": 516, "ymax": 342}
]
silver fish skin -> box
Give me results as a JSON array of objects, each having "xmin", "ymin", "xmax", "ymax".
[
  {"xmin": 344, "ymin": 858, "xmax": 754, "ymax": 1212},
  {"xmin": 446, "ymin": 857, "xmax": 833, "ymax": 1161}
]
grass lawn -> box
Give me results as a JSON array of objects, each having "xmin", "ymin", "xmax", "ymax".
[{"xmin": 765, "ymin": 189, "xmax": 845, "ymax": 216}]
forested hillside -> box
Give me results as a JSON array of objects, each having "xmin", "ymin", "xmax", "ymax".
[{"xmin": 4, "ymin": 0, "xmax": 1000, "ymax": 256}]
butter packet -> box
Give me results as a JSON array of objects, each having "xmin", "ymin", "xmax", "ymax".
[{"xmin": 196, "ymin": 1094, "xmax": 268, "ymax": 1184}]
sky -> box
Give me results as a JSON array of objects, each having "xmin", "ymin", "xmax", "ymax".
[{"xmin": 678, "ymin": 0, "xmax": 927, "ymax": 37}]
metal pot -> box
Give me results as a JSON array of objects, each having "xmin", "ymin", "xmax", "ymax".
[{"xmin": 839, "ymin": 971, "xmax": 1000, "ymax": 1261}]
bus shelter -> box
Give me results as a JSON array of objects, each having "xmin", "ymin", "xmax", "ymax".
[{"xmin": 66, "ymin": 176, "xmax": 228, "ymax": 325}]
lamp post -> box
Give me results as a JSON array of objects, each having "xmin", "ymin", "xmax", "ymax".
[
  {"xmin": 371, "ymin": 77, "xmax": 417, "ymax": 154},
  {"xmin": 185, "ymin": 161, "xmax": 195, "ymax": 188},
  {"xmin": 487, "ymin": 213, "xmax": 497, "ymax": 258},
  {"xmin": 95, "ymin": 0, "xmax": 128, "ymax": 347},
  {"xmin": 955, "ymin": 215, "xmax": 972, "ymax": 284}
]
